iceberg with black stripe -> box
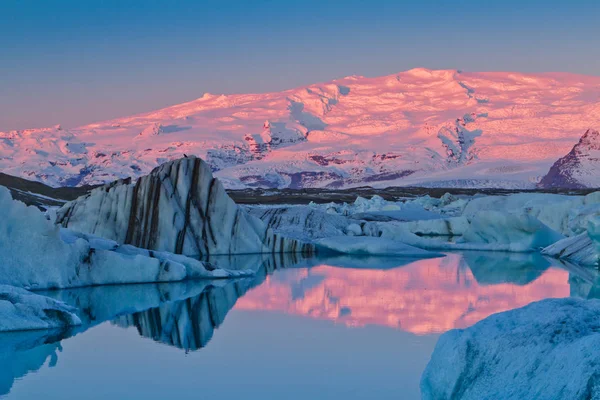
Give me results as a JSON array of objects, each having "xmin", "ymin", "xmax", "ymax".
[{"xmin": 56, "ymin": 156, "xmax": 313, "ymax": 262}]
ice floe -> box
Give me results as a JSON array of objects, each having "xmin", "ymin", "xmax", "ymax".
[
  {"xmin": 542, "ymin": 217, "xmax": 600, "ymax": 266},
  {"xmin": 421, "ymin": 298, "xmax": 600, "ymax": 400}
]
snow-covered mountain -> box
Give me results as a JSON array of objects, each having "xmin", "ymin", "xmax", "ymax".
[
  {"xmin": 2, "ymin": 68, "xmax": 600, "ymax": 189},
  {"xmin": 539, "ymin": 129, "xmax": 600, "ymax": 189}
]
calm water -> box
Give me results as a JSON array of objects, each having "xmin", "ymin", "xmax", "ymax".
[{"xmin": 1, "ymin": 252, "xmax": 596, "ymax": 399}]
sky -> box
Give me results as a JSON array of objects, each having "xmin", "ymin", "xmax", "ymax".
[{"xmin": 1, "ymin": 0, "xmax": 599, "ymax": 131}]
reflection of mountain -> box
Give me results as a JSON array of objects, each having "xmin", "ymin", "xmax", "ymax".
[{"xmin": 235, "ymin": 252, "xmax": 571, "ymax": 334}]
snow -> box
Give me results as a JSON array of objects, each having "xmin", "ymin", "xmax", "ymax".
[
  {"xmin": 314, "ymin": 236, "xmax": 445, "ymax": 258},
  {"xmin": 0, "ymin": 186, "xmax": 251, "ymax": 290},
  {"xmin": 2, "ymin": 69, "xmax": 600, "ymax": 189},
  {"xmin": 421, "ymin": 298, "xmax": 600, "ymax": 400},
  {"xmin": 0, "ymin": 285, "xmax": 81, "ymax": 332}
]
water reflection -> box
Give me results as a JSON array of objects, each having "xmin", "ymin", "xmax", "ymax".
[
  {"xmin": 0, "ymin": 330, "xmax": 67, "ymax": 396},
  {"xmin": 235, "ymin": 252, "xmax": 572, "ymax": 334},
  {"xmin": 3, "ymin": 251, "xmax": 600, "ymax": 398}
]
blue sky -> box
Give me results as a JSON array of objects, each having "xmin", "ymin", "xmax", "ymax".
[{"xmin": 1, "ymin": 0, "xmax": 599, "ymax": 130}]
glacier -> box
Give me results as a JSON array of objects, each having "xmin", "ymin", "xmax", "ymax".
[{"xmin": 421, "ymin": 298, "xmax": 600, "ymax": 400}]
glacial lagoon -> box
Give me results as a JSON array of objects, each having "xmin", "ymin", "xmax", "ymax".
[{"xmin": 1, "ymin": 251, "xmax": 591, "ymax": 399}]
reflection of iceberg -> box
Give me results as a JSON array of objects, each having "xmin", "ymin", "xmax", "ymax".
[
  {"xmin": 0, "ymin": 330, "xmax": 67, "ymax": 396},
  {"xmin": 112, "ymin": 280, "xmax": 252, "ymax": 351},
  {"xmin": 461, "ymin": 251, "xmax": 551, "ymax": 286},
  {"xmin": 0, "ymin": 266, "xmax": 279, "ymax": 396},
  {"xmin": 40, "ymin": 253, "xmax": 296, "ymax": 352}
]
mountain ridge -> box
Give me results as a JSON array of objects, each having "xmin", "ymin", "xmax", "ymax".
[{"xmin": 2, "ymin": 68, "xmax": 600, "ymax": 189}]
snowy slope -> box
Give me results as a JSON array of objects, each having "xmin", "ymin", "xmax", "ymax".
[
  {"xmin": 2, "ymin": 68, "xmax": 600, "ymax": 189},
  {"xmin": 539, "ymin": 129, "xmax": 600, "ymax": 188}
]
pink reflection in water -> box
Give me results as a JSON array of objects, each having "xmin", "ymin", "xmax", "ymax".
[{"xmin": 234, "ymin": 253, "xmax": 570, "ymax": 334}]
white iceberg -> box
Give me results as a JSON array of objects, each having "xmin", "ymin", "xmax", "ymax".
[
  {"xmin": 421, "ymin": 298, "xmax": 600, "ymax": 400},
  {"xmin": 0, "ymin": 186, "xmax": 249, "ymax": 290},
  {"xmin": 0, "ymin": 285, "xmax": 81, "ymax": 332}
]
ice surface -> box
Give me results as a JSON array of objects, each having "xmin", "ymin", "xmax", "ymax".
[
  {"xmin": 0, "ymin": 285, "xmax": 81, "ymax": 332},
  {"xmin": 421, "ymin": 298, "xmax": 600, "ymax": 400}
]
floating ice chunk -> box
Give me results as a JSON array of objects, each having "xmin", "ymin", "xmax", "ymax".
[
  {"xmin": 0, "ymin": 285, "xmax": 81, "ymax": 332},
  {"xmin": 461, "ymin": 211, "xmax": 564, "ymax": 251},
  {"xmin": 0, "ymin": 186, "xmax": 249, "ymax": 290},
  {"xmin": 314, "ymin": 236, "xmax": 444, "ymax": 258},
  {"xmin": 542, "ymin": 217, "xmax": 600, "ymax": 266},
  {"xmin": 369, "ymin": 212, "xmax": 563, "ymax": 253},
  {"xmin": 421, "ymin": 298, "xmax": 600, "ymax": 400},
  {"xmin": 460, "ymin": 192, "xmax": 600, "ymax": 236}
]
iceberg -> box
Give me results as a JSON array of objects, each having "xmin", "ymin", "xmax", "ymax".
[
  {"xmin": 56, "ymin": 157, "xmax": 313, "ymax": 258},
  {"xmin": 421, "ymin": 298, "xmax": 600, "ymax": 400},
  {"xmin": 247, "ymin": 205, "xmax": 359, "ymax": 240},
  {"xmin": 460, "ymin": 192, "xmax": 600, "ymax": 236},
  {"xmin": 0, "ymin": 186, "xmax": 247, "ymax": 290},
  {"xmin": 542, "ymin": 217, "xmax": 600, "ymax": 266},
  {"xmin": 368, "ymin": 212, "xmax": 563, "ymax": 253},
  {"xmin": 460, "ymin": 211, "xmax": 565, "ymax": 251},
  {"xmin": 0, "ymin": 285, "xmax": 81, "ymax": 332}
]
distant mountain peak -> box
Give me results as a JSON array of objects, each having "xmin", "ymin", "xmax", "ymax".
[{"xmin": 539, "ymin": 129, "xmax": 600, "ymax": 189}]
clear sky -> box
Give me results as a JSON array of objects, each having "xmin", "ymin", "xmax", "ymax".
[{"xmin": 1, "ymin": 0, "xmax": 599, "ymax": 131}]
